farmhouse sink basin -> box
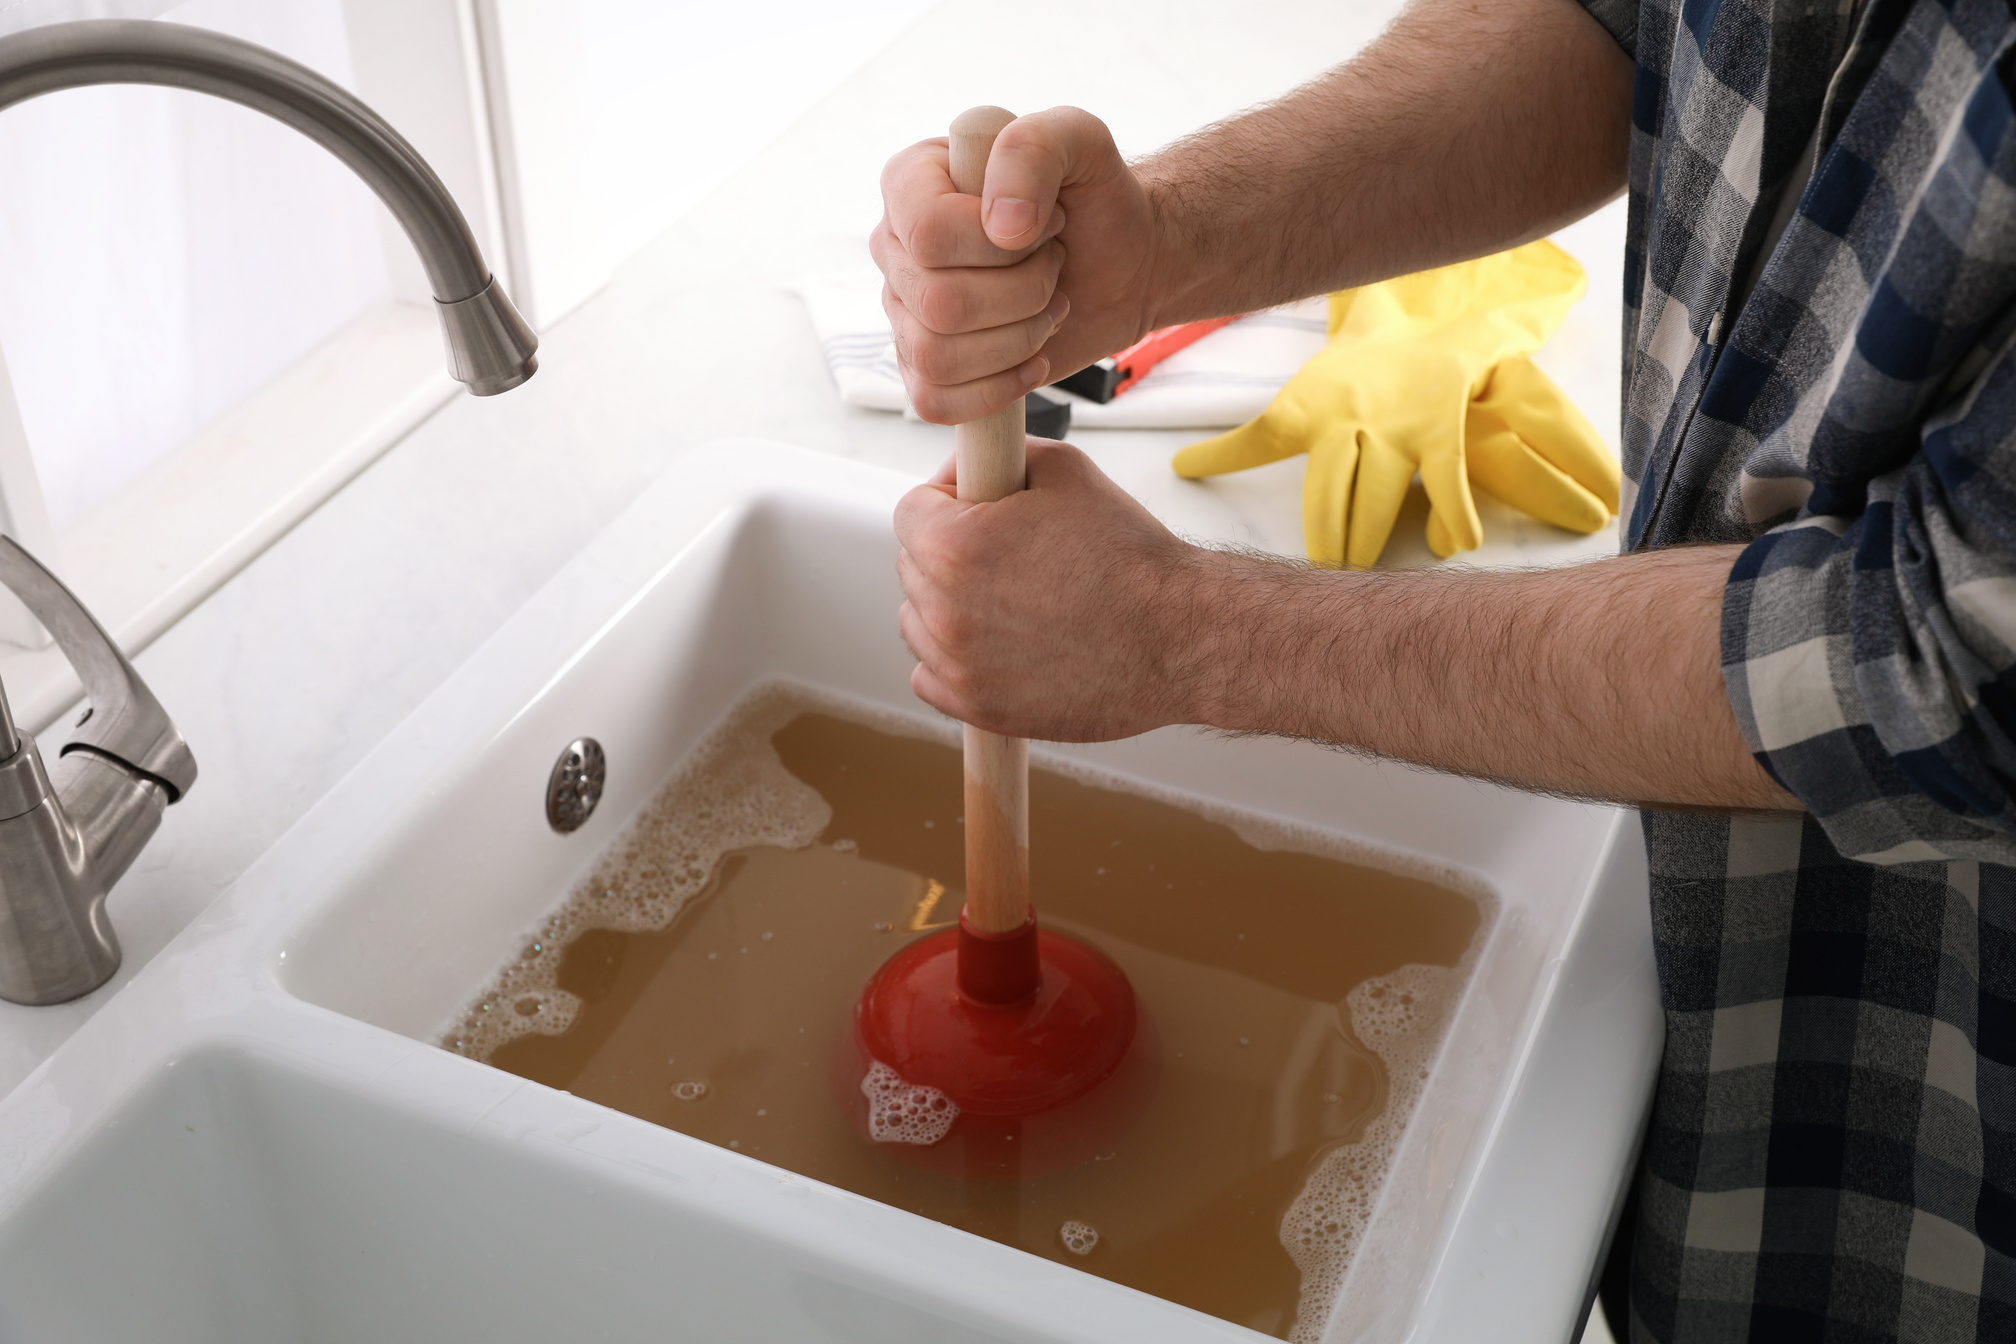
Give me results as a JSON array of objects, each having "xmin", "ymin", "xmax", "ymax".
[{"xmin": 0, "ymin": 443, "xmax": 1660, "ymax": 1343}]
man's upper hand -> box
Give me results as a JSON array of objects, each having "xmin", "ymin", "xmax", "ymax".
[{"xmin": 870, "ymin": 107, "xmax": 1163, "ymax": 424}]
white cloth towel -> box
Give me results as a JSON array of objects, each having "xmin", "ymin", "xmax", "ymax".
[{"xmin": 792, "ymin": 267, "xmax": 1327, "ymax": 430}]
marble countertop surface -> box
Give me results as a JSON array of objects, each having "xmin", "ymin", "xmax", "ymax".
[{"xmin": 0, "ymin": 0, "xmax": 1625, "ymax": 1098}]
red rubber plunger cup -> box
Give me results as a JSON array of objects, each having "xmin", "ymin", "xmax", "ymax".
[
  {"xmin": 856, "ymin": 909, "xmax": 1137, "ymax": 1118},
  {"xmin": 845, "ymin": 106, "xmax": 1140, "ymax": 1175}
]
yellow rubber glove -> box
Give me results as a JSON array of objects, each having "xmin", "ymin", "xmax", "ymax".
[
  {"xmin": 1465, "ymin": 354, "xmax": 1619, "ymax": 538},
  {"xmin": 1171, "ymin": 241, "xmax": 1617, "ymax": 568}
]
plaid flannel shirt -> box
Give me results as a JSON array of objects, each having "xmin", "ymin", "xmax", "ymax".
[{"xmin": 1573, "ymin": 0, "xmax": 2016, "ymax": 1339}]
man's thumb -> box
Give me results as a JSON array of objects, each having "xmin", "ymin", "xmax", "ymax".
[{"xmin": 980, "ymin": 107, "xmax": 1118, "ymax": 249}]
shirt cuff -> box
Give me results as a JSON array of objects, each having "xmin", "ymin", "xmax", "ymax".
[{"xmin": 1722, "ymin": 512, "xmax": 2016, "ymax": 866}]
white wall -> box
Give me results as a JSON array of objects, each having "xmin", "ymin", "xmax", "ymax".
[{"xmin": 479, "ymin": 0, "xmax": 937, "ymax": 328}]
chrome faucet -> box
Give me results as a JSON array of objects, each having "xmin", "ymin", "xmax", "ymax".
[
  {"xmin": 0, "ymin": 539, "xmax": 194, "ymax": 1004},
  {"xmin": 0, "ymin": 20, "xmax": 537, "ymax": 1003}
]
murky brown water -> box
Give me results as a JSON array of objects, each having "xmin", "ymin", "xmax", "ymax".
[{"xmin": 450, "ymin": 696, "xmax": 1481, "ymax": 1339}]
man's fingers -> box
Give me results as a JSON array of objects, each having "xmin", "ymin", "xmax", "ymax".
[
  {"xmin": 899, "ymin": 602, "xmax": 968, "ymax": 722},
  {"xmin": 904, "ymin": 192, "xmax": 1067, "ymax": 270},
  {"xmin": 893, "ymin": 479, "xmax": 965, "ymax": 551},
  {"xmin": 905, "ymin": 355, "xmax": 1049, "ymax": 425},
  {"xmin": 875, "ymin": 228, "xmax": 1064, "ymax": 420},
  {"xmin": 873, "ymin": 117, "xmax": 1101, "ymax": 423},
  {"xmin": 895, "ymin": 544, "xmax": 955, "ymax": 625},
  {"xmin": 880, "ymin": 140, "xmax": 1067, "ymax": 269},
  {"xmin": 878, "ymin": 236, "xmax": 1065, "ymax": 337},
  {"xmin": 889, "ymin": 288, "xmax": 1068, "ymax": 388},
  {"xmin": 883, "ymin": 141, "xmax": 1013, "ymax": 269},
  {"xmin": 896, "ymin": 595, "xmax": 942, "ymax": 666},
  {"xmin": 896, "ymin": 555, "xmax": 957, "ymax": 682},
  {"xmin": 899, "ymin": 593, "xmax": 984, "ymax": 726},
  {"xmin": 979, "ymin": 108, "xmax": 1125, "ymax": 250},
  {"xmin": 909, "ymin": 663, "xmax": 965, "ymax": 723}
]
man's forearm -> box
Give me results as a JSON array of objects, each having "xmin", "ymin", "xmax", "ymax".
[
  {"xmin": 1137, "ymin": 0, "xmax": 1634, "ymax": 327},
  {"xmin": 895, "ymin": 445, "xmax": 1787, "ymax": 816},
  {"xmin": 1177, "ymin": 545, "xmax": 1800, "ymax": 812}
]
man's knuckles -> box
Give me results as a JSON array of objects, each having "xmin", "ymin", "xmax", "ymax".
[
  {"xmin": 908, "ymin": 666, "xmax": 962, "ymax": 721},
  {"xmin": 879, "ymin": 139, "xmax": 953, "ymax": 214},
  {"xmin": 907, "ymin": 367, "xmax": 1029, "ymax": 424},
  {"xmin": 919, "ymin": 591, "xmax": 979, "ymax": 651},
  {"xmin": 900, "ymin": 330, "xmax": 983, "ymax": 387},
  {"xmin": 901, "ymin": 192, "xmax": 1057, "ymax": 273},
  {"xmin": 904, "ymin": 198, "xmax": 988, "ymax": 270},
  {"xmin": 933, "ymin": 520, "xmax": 1022, "ymax": 588},
  {"xmin": 895, "ymin": 601, "xmax": 942, "ymax": 666},
  {"xmin": 935, "ymin": 657, "xmax": 985, "ymax": 706},
  {"xmin": 908, "ymin": 273, "xmax": 985, "ymax": 336},
  {"xmin": 899, "ymin": 375, "xmax": 965, "ymax": 424},
  {"xmin": 893, "ymin": 483, "xmax": 966, "ymax": 542},
  {"xmin": 905, "ymin": 320, "xmax": 1050, "ymax": 389}
]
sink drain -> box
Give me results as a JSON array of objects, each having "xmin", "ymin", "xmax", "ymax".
[{"xmin": 545, "ymin": 738, "xmax": 605, "ymax": 833}]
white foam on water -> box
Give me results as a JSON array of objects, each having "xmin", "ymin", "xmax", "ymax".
[
  {"xmin": 440, "ymin": 685, "xmax": 832, "ymax": 1060},
  {"xmin": 1280, "ymin": 963, "xmax": 1463, "ymax": 1343},
  {"xmin": 859, "ymin": 1061, "xmax": 960, "ymax": 1145}
]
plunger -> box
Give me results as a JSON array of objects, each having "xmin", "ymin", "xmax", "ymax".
[{"xmin": 849, "ymin": 107, "xmax": 1140, "ymax": 1174}]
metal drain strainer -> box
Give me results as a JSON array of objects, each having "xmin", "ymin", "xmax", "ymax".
[{"xmin": 545, "ymin": 737, "xmax": 605, "ymax": 833}]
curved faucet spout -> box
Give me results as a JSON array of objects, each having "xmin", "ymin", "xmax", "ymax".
[{"xmin": 0, "ymin": 19, "xmax": 537, "ymax": 395}]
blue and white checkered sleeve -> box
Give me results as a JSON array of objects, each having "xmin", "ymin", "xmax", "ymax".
[{"xmin": 1724, "ymin": 339, "xmax": 2016, "ymax": 865}]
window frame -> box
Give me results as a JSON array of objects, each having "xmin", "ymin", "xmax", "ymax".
[{"xmin": 0, "ymin": 0, "xmax": 514, "ymax": 732}]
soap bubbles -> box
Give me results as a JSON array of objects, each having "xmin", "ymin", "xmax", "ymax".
[
  {"xmin": 440, "ymin": 686, "xmax": 834, "ymax": 1061},
  {"xmin": 859, "ymin": 1061, "xmax": 959, "ymax": 1145},
  {"xmin": 1279, "ymin": 963, "xmax": 1459, "ymax": 1343}
]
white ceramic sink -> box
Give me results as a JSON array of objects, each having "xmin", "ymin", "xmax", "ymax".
[{"xmin": 0, "ymin": 443, "xmax": 1660, "ymax": 1343}]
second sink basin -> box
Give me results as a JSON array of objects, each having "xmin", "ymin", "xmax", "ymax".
[{"xmin": 2, "ymin": 1041, "xmax": 1024, "ymax": 1342}]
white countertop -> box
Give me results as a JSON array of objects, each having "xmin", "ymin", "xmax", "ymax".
[{"xmin": 0, "ymin": 0, "xmax": 1625, "ymax": 1098}]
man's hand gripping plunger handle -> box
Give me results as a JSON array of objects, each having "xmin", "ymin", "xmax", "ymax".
[{"xmin": 948, "ymin": 106, "xmax": 1031, "ymax": 937}]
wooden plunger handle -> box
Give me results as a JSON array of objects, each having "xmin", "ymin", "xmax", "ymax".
[{"xmin": 948, "ymin": 106, "xmax": 1032, "ymax": 935}]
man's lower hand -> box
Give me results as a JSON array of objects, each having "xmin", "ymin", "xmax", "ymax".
[{"xmin": 894, "ymin": 440, "xmax": 1221, "ymax": 741}]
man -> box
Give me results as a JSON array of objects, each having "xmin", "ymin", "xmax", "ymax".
[{"xmin": 874, "ymin": 0, "xmax": 2016, "ymax": 1339}]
